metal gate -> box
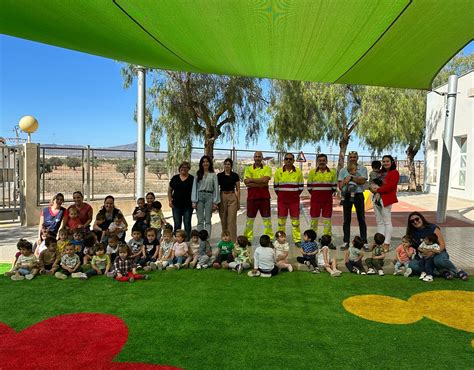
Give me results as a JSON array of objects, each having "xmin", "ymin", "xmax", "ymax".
[{"xmin": 0, "ymin": 144, "xmax": 22, "ymax": 221}]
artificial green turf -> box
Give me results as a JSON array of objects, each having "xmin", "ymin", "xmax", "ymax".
[{"xmin": 0, "ymin": 263, "xmax": 472, "ymax": 369}]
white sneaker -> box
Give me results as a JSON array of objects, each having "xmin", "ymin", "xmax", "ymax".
[
  {"xmin": 393, "ymin": 269, "xmax": 402, "ymax": 275},
  {"xmin": 312, "ymin": 268, "xmax": 320, "ymax": 274},
  {"xmin": 196, "ymin": 264, "xmax": 202, "ymax": 270},
  {"xmin": 166, "ymin": 264, "xmax": 175, "ymax": 271},
  {"xmin": 150, "ymin": 262, "xmax": 157, "ymax": 271},
  {"xmin": 247, "ymin": 270, "xmax": 261, "ymax": 277},
  {"xmin": 25, "ymin": 274, "xmax": 35, "ymax": 280},
  {"xmin": 260, "ymin": 273, "xmax": 272, "ymax": 278},
  {"xmin": 367, "ymin": 268, "xmax": 376, "ymax": 275},
  {"xmin": 419, "ymin": 272, "xmax": 427, "ymax": 280},
  {"xmin": 106, "ymin": 272, "xmax": 114, "ymax": 278},
  {"xmin": 237, "ymin": 264, "xmax": 243, "ymax": 275},
  {"xmin": 422, "ymin": 274, "xmax": 433, "ymax": 282},
  {"xmin": 79, "ymin": 273, "xmax": 88, "ymax": 280},
  {"xmin": 175, "ymin": 264, "xmax": 181, "ymax": 270},
  {"xmin": 71, "ymin": 272, "xmax": 83, "ymax": 278},
  {"xmin": 378, "ymin": 270, "xmax": 385, "ymax": 276},
  {"xmin": 11, "ymin": 274, "xmax": 24, "ymax": 281},
  {"xmin": 330, "ymin": 270, "xmax": 342, "ymax": 277},
  {"xmin": 360, "ymin": 271, "xmax": 367, "ymax": 275},
  {"xmin": 202, "ymin": 264, "xmax": 208, "ymax": 269},
  {"xmin": 404, "ymin": 267, "xmax": 412, "ymax": 277},
  {"xmin": 156, "ymin": 262, "xmax": 163, "ymax": 271},
  {"xmin": 55, "ymin": 272, "xmax": 67, "ymax": 280},
  {"xmin": 287, "ymin": 264, "xmax": 293, "ymax": 272}
]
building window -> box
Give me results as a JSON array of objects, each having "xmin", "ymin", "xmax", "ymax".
[
  {"xmin": 459, "ymin": 137, "xmax": 467, "ymax": 187},
  {"xmin": 430, "ymin": 140, "xmax": 438, "ymax": 183}
]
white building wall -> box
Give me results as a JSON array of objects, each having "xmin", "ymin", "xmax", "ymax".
[{"xmin": 424, "ymin": 71, "xmax": 474, "ymax": 200}]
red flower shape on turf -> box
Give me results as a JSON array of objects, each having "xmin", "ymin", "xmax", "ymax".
[{"xmin": 0, "ymin": 313, "xmax": 178, "ymax": 369}]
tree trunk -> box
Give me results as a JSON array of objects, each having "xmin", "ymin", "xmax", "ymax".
[
  {"xmin": 337, "ymin": 135, "xmax": 349, "ymax": 173},
  {"xmin": 204, "ymin": 137, "xmax": 215, "ymax": 159},
  {"xmin": 405, "ymin": 145, "xmax": 418, "ymax": 191}
]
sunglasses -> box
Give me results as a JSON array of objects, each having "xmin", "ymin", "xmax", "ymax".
[
  {"xmin": 284, "ymin": 157, "xmax": 294, "ymax": 161},
  {"xmin": 410, "ymin": 217, "xmax": 421, "ymax": 224},
  {"xmin": 348, "ymin": 151, "xmax": 358, "ymax": 155}
]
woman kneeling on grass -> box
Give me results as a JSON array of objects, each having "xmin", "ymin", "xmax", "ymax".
[{"xmin": 406, "ymin": 212, "xmax": 468, "ymax": 280}]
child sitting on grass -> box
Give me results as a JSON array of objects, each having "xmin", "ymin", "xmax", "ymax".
[
  {"xmin": 55, "ymin": 242, "xmax": 83, "ymax": 280},
  {"xmin": 186, "ymin": 230, "xmax": 201, "ymax": 269},
  {"xmin": 213, "ymin": 230, "xmax": 234, "ymax": 269},
  {"xmin": 394, "ymin": 235, "xmax": 415, "ymax": 277},
  {"xmin": 156, "ymin": 228, "xmax": 174, "ymax": 269},
  {"xmin": 127, "ymin": 227, "xmax": 145, "ymax": 267},
  {"xmin": 113, "ymin": 243, "xmax": 149, "ymax": 283},
  {"xmin": 344, "ymin": 236, "xmax": 366, "ymax": 275},
  {"xmin": 4, "ymin": 240, "xmax": 23, "ymax": 277},
  {"xmin": 418, "ymin": 233, "xmax": 440, "ymax": 283},
  {"xmin": 229, "ymin": 235, "xmax": 251, "ymax": 274},
  {"xmin": 71, "ymin": 229, "xmax": 84, "ymax": 254},
  {"xmin": 196, "ymin": 230, "xmax": 212, "ymax": 270},
  {"xmin": 34, "ymin": 229, "xmax": 54, "ymax": 257},
  {"xmin": 273, "ymin": 230, "xmax": 293, "ymax": 272},
  {"xmin": 166, "ymin": 229, "xmax": 188, "ymax": 270},
  {"xmin": 56, "ymin": 229, "xmax": 70, "ymax": 255},
  {"xmin": 83, "ymin": 243, "xmax": 112, "ymax": 279},
  {"xmin": 366, "ymin": 233, "xmax": 386, "ymax": 276},
  {"xmin": 10, "ymin": 239, "xmax": 39, "ymax": 281},
  {"xmin": 140, "ymin": 228, "xmax": 159, "ymax": 271},
  {"xmin": 296, "ymin": 229, "xmax": 319, "ymax": 273},
  {"xmin": 317, "ymin": 235, "xmax": 342, "ymax": 277},
  {"xmin": 248, "ymin": 235, "xmax": 278, "ymax": 278},
  {"xmin": 106, "ymin": 234, "xmax": 120, "ymax": 263},
  {"xmin": 82, "ymin": 233, "xmax": 98, "ymax": 268},
  {"xmin": 38, "ymin": 237, "xmax": 60, "ymax": 275}
]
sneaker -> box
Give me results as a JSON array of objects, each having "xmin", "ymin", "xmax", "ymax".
[
  {"xmin": 150, "ymin": 263, "xmax": 157, "ymax": 271},
  {"xmin": 340, "ymin": 242, "xmax": 349, "ymax": 251},
  {"xmin": 328, "ymin": 243, "xmax": 337, "ymax": 250},
  {"xmin": 55, "ymin": 272, "xmax": 67, "ymax": 280},
  {"xmin": 360, "ymin": 271, "xmax": 367, "ymax": 275},
  {"xmin": 442, "ymin": 271, "xmax": 454, "ymax": 280},
  {"xmin": 308, "ymin": 264, "xmax": 315, "ymax": 272},
  {"xmin": 106, "ymin": 272, "xmax": 114, "ymax": 278},
  {"xmin": 4, "ymin": 271, "xmax": 15, "ymax": 277},
  {"xmin": 189, "ymin": 262, "xmax": 196, "ymax": 269},
  {"xmin": 237, "ymin": 264, "xmax": 243, "ymax": 275},
  {"xmin": 352, "ymin": 267, "xmax": 360, "ymax": 274},
  {"xmin": 25, "ymin": 274, "xmax": 35, "ymax": 280},
  {"xmin": 79, "ymin": 273, "xmax": 88, "ymax": 280},
  {"xmin": 312, "ymin": 268, "xmax": 320, "ymax": 274},
  {"xmin": 378, "ymin": 270, "xmax": 385, "ymax": 276},
  {"xmin": 304, "ymin": 260, "xmax": 311, "ymax": 267},
  {"xmin": 156, "ymin": 262, "xmax": 163, "ymax": 271},
  {"xmin": 363, "ymin": 244, "xmax": 370, "ymax": 252},
  {"xmin": 166, "ymin": 265, "xmax": 175, "ymax": 271},
  {"xmin": 287, "ymin": 264, "xmax": 293, "ymax": 272},
  {"xmin": 367, "ymin": 268, "xmax": 376, "ymax": 275},
  {"xmin": 143, "ymin": 266, "xmax": 152, "ymax": 272},
  {"xmin": 202, "ymin": 264, "xmax": 208, "ymax": 269},
  {"xmin": 128, "ymin": 277, "xmax": 135, "ymax": 283},
  {"xmin": 175, "ymin": 263, "xmax": 182, "ymax": 270},
  {"xmin": 143, "ymin": 275, "xmax": 150, "ymax": 280},
  {"xmin": 393, "ymin": 269, "xmax": 402, "ymax": 276},
  {"xmin": 458, "ymin": 270, "xmax": 469, "ymax": 281},
  {"xmin": 11, "ymin": 274, "xmax": 25, "ymax": 281},
  {"xmin": 247, "ymin": 270, "xmax": 261, "ymax": 277},
  {"xmin": 422, "ymin": 274, "xmax": 433, "ymax": 282},
  {"xmin": 71, "ymin": 272, "xmax": 83, "ymax": 278},
  {"xmin": 419, "ymin": 272, "xmax": 427, "ymax": 280},
  {"xmin": 136, "ymin": 264, "xmax": 142, "ymax": 270},
  {"xmin": 404, "ymin": 267, "xmax": 412, "ymax": 277},
  {"xmin": 196, "ymin": 264, "xmax": 202, "ymax": 270},
  {"xmin": 330, "ymin": 270, "xmax": 342, "ymax": 277},
  {"xmin": 260, "ymin": 273, "xmax": 272, "ymax": 278}
]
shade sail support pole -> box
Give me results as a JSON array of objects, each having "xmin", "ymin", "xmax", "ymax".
[
  {"xmin": 135, "ymin": 66, "xmax": 146, "ymax": 199},
  {"xmin": 436, "ymin": 74, "xmax": 458, "ymax": 224}
]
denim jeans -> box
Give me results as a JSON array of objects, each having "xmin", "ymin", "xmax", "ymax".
[
  {"xmin": 196, "ymin": 192, "xmax": 214, "ymax": 236},
  {"xmin": 343, "ymin": 192, "xmax": 367, "ymax": 243},
  {"xmin": 409, "ymin": 250, "xmax": 457, "ymax": 275},
  {"xmin": 172, "ymin": 206, "xmax": 193, "ymax": 239}
]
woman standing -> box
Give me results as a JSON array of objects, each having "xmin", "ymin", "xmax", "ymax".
[
  {"xmin": 61, "ymin": 191, "xmax": 93, "ymax": 233},
  {"xmin": 191, "ymin": 156, "xmax": 220, "ymax": 237},
  {"xmin": 370, "ymin": 155, "xmax": 399, "ymax": 252},
  {"xmin": 168, "ymin": 161, "xmax": 194, "ymax": 238},
  {"xmin": 217, "ymin": 158, "xmax": 240, "ymax": 242},
  {"xmin": 406, "ymin": 212, "xmax": 468, "ymax": 280},
  {"xmin": 93, "ymin": 195, "xmax": 128, "ymax": 243},
  {"xmin": 38, "ymin": 193, "xmax": 66, "ymax": 243}
]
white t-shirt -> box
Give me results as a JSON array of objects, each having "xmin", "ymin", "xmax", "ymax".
[{"xmin": 273, "ymin": 240, "xmax": 289, "ymax": 258}]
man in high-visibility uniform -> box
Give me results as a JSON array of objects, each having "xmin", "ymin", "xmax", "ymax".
[
  {"xmin": 307, "ymin": 153, "xmax": 337, "ymax": 237},
  {"xmin": 274, "ymin": 152, "xmax": 304, "ymax": 245},
  {"xmin": 243, "ymin": 151, "xmax": 273, "ymax": 241}
]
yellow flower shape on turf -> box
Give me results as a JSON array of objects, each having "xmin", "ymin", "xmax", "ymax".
[{"xmin": 343, "ymin": 290, "xmax": 474, "ymax": 346}]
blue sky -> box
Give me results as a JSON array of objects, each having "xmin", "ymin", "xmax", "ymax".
[{"xmin": 1, "ymin": 35, "xmax": 473, "ymax": 158}]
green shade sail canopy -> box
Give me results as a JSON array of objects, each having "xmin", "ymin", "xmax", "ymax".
[{"xmin": 1, "ymin": 0, "xmax": 473, "ymax": 89}]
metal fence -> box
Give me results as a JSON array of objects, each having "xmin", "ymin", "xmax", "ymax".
[
  {"xmin": 38, "ymin": 145, "xmax": 425, "ymax": 204},
  {"xmin": 1, "ymin": 145, "xmax": 22, "ymax": 218}
]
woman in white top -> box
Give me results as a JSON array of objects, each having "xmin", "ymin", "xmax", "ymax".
[{"xmin": 191, "ymin": 155, "xmax": 220, "ymax": 237}]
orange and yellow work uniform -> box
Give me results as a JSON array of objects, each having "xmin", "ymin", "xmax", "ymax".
[
  {"xmin": 307, "ymin": 167, "xmax": 337, "ymax": 236},
  {"xmin": 244, "ymin": 164, "xmax": 273, "ymax": 240},
  {"xmin": 274, "ymin": 166, "xmax": 304, "ymax": 243}
]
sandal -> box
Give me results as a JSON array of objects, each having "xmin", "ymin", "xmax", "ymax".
[
  {"xmin": 442, "ymin": 271, "xmax": 454, "ymax": 280},
  {"xmin": 458, "ymin": 270, "xmax": 469, "ymax": 281}
]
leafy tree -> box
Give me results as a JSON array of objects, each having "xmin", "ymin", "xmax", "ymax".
[
  {"xmin": 268, "ymin": 81, "xmax": 364, "ymax": 171},
  {"xmin": 432, "ymin": 52, "xmax": 474, "ymax": 88},
  {"xmin": 39, "ymin": 159, "xmax": 52, "ymax": 175},
  {"xmin": 64, "ymin": 157, "xmax": 81, "ymax": 171},
  {"xmin": 148, "ymin": 160, "xmax": 165, "ymax": 179},
  {"xmin": 48, "ymin": 157, "xmax": 63, "ymax": 169},
  {"xmin": 115, "ymin": 160, "xmax": 135, "ymax": 179},
  {"xmin": 121, "ymin": 66, "xmax": 265, "ymax": 169}
]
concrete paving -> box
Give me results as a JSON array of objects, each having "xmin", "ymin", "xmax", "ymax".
[{"xmin": 1, "ymin": 192, "xmax": 473, "ymax": 273}]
